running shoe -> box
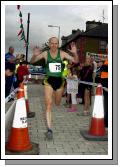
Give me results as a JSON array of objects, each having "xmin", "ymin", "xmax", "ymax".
[
  {"xmin": 45, "ymin": 130, "xmax": 53, "ymax": 140},
  {"xmin": 66, "ymin": 107, "xmax": 77, "ymax": 112}
]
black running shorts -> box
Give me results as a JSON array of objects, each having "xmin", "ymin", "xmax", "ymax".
[{"xmin": 43, "ymin": 76, "xmax": 65, "ymax": 91}]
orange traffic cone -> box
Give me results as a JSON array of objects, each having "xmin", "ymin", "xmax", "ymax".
[
  {"xmin": 80, "ymin": 84, "xmax": 108, "ymax": 141},
  {"xmin": 24, "ymin": 83, "xmax": 35, "ymax": 118},
  {"xmin": 6, "ymin": 83, "xmax": 32, "ymax": 152}
]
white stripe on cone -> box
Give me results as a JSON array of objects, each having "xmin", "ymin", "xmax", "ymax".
[
  {"xmin": 12, "ymin": 98, "xmax": 27, "ymax": 128},
  {"xmin": 92, "ymin": 95, "xmax": 104, "ymax": 118}
]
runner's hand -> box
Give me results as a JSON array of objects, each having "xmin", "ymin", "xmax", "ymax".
[
  {"xmin": 33, "ymin": 47, "xmax": 41, "ymax": 57},
  {"xmin": 68, "ymin": 42, "xmax": 77, "ymax": 55}
]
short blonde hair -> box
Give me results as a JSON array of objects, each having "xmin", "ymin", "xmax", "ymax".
[{"xmin": 49, "ymin": 37, "xmax": 59, "ymax": 44}]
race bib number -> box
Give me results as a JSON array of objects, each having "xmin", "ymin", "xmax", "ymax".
[
  {"xmin": 49, "ymin": 63, "xmax": 61, "ymax": 72},
  {"xmin": 67, "ymin": 78, "xmax": 78, "ymax": 94}
]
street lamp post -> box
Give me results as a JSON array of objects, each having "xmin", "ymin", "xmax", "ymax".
[{"xmin": 48, "ymin": 25, "xmax": 60, "ymax": 44}]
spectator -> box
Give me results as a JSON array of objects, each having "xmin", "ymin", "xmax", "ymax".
[
  {"xmin": 95, "ymin": 60, "xmax": 103, "ymax": 83},
  {"xmin": 17, "ymin": 61, "xmax": 29, "ymax": 84},
  {"xmin": 100, "ymin": 46, "xmax": 108, "ymax": 128},
  {"xmin": 80, "ymin": 56, "xmax": 93, "ymax": 115},
  {"xmin": 77, "ymin": 63, "xmax": 84, "ymax": 104},
  {"xmin": 62, "ymin": 60, "xmax": 69, "ymax": 78},
  {"xmin": 63, "ymin": 62, "xmax": 73, "ymax": 107},
  {"xmin": 5, "ymin": 46, "xmax": 16, "ymax": 64},
  {"xmin": 90, "ymin": 55, "xmax": 97, "ymax": 81},
  {"xmin": 66, "ymin": 68, "xmax": 78, "ymax": 112},
  {"xmin": 15, "ymin": 59, "xmax": 20, "ymax": 74},
  {"xmin": 5, "ymin": 62, "xmax": 18, "ymax": 98},
  {"xmin": 64, "ymin": 64, "xmax": 72, "ymax": 107},
  {"xmin": 90, "ymin": 55, "xmax": 97, "ymax": 95}
]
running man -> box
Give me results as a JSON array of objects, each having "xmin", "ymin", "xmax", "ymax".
[{"xmin": 30, "ymin": 37, "xmax": 79, "ymax": 139}]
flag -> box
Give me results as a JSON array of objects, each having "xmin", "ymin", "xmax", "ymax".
[
  {"xmin": 17, "ymin": 29, "xmax": 23, "ymax": 36},
  {"xmin": 20, "ymin": 35, "xmax": 25, "ymax": 41},
  {"xmin": 17, "ymin": 5, "xmax": 20, "ymax": 10},
  {"xmin": 20, "ymin": 18, "xmax": 23, "ymax": 23},
  {"xmin": 24, "ymin": 42, "xmax": 28, "ymax": 48},
  {"xmin": 20, "ymin": 24, "xmax": 23, "ymax": 29},
  {"xmin": 17, "ymin": 5, "xmax": 26, "ymax": 45},
  {"xmin": 18, "ymin": 31, "xmax": 25, "ymax": 41},
  {"xmin": 19, "ymin": 11, "xmax": 22, "ymax": 17}
]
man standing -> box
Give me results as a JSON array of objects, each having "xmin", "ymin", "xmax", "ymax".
[
  {"xmin": 5, "ymin": 46, "xmax": 16, "ymax": 98},
  {"xmin": 5, "ymin": 62, "xmax": 18, "ymax": 98},
  {"xmin": 30, "ymin": 37, "xmax": 79, "ymax": 139},
  {"xmin": 100, "ymin": 46, "xmax": 108, "ymax": 128},
  {"xmin": 5, "ymin": 46, "xmax": 16, "ymax": 63},
  {"xmin": 101, "ymin": 58, "xmax": 108, "ymax": 128}
]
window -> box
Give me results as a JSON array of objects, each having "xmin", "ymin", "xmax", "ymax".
[{"xmin": 99, "ymin": 41, "xmax": 107, "ymax": 50}]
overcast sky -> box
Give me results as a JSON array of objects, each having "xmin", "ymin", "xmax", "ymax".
[{"xmin": 5, "ymin": 5, "xmax": 108, "ymax": 60}]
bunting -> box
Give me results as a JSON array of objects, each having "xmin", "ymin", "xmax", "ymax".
[
  {"xmin": 17, "ymin": 5, "xmax": 27, "ymax": 47},
  {"xmin": 86, "ymin": 52, "xmax": 107, "ymax": 62},
  {"xmin": 17, "ymin": 5, "xmax": 20, "ymax": 10}
]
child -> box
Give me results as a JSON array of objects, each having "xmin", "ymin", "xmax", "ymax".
[
  {"xmin": 17, "ymin": 61, "xmax": 29, "ymax": 84},
  {"xmin": 66, "ymin": 68, "xmax": 78, "ymax": 112}
]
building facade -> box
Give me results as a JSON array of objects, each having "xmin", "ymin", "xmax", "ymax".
[{"xmin": 61, "ymin": 21, "xmax": 108, "ymax": 63}]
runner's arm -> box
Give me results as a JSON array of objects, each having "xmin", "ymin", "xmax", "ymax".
[
  {"xmin": 30, "ymin": 51, "xmax": 47, "ymax": 64},
  {"xmin": 61, "ymin": 51, "xmax": 79, "ymax": 64},
  {"xmin": 61, "ymin": 42, "xmax": 79, "ymax": 63}
]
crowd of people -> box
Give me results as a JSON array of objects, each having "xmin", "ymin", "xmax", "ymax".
[
  {"xmin": 63, "ymin": 54, "xmax": 106, "ymax": 116},
  {"xmin": 5, "ymin": 38, "xmax": 108, "ymax": 140},
  {"xmin": 5, "ymin": 46, "xmax": 29, "ymax": 99}
]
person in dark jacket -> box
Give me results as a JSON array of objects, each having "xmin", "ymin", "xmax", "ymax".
[
  {"xmin": 5, "ymin": 62, "xmax": 18, "ymax": 98},
  {"xmin": 5, "ymin": 46, "xmax": 15, "ymax": 64},
  {"xmin": 100, "ymin": 58, "xmax": 108, "ymax": 128},
  {"xmin": 80, "ymin": 56, "xmax": 93, "ymax": 115}
]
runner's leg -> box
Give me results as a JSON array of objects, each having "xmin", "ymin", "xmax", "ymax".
[
  {"xmin": 44, "ymin": 85, "xmax": 53, "ymax": 129},
  {"xmin": 54, "ymin": 86, "xmax": 64, "ymax": 106}
]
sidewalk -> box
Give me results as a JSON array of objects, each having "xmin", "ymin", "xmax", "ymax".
[{"xmin": 26, "ymin": 83, "xmax": 108, "ymax": 155}]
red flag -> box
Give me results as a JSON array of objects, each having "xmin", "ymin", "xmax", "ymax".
[
  {"xmin": 24, "ymin": 42, "xmax": 27, "ymax": 48},
  {"xmin": 19, "ymin": 35, "xmax": 25, "ymax": 41},
  {"xmin": 17, "ymin": 5, "xmax": 20, "ymax": 10},
  {"xmin": 20, "ymin": 18, "xmax": 23, "ymax": 23},
  {"xmin": 17, "ymin": 29, "xmax": 23, "ymax": 36}
]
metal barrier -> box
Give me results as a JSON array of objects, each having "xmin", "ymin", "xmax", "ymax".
[{"xmin": 66, "ymin": 78, "xmax": 108, "ymax": 92}]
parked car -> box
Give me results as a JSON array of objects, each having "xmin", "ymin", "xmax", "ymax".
[{"xmin": 28, "ymin": 65, "xmax": 45, "ymax": 74}]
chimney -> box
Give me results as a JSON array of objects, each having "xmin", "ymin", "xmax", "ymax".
[
  {"xmin": 72, "ymin": 29, "xmax": 77, "ymax": 34},
  {"xmin": 86, "ymin": 20, "xmax": 102, "ymax": 31},
  {"xmin": 61, "ymin": 36, "xmax": 68, "ymax": 46}
]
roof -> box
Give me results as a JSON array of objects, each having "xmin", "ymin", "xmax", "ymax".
[
  {"xmin": 61, "ymin": 29, "xmax": 82, "ymax": 46},
  {"xmin": 84, "ymin": 23, "xmax": 108, "ymax": 38},
  {"xmin": 61, "ymin": 23, "xmax": 108, "ymax": 48}
]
